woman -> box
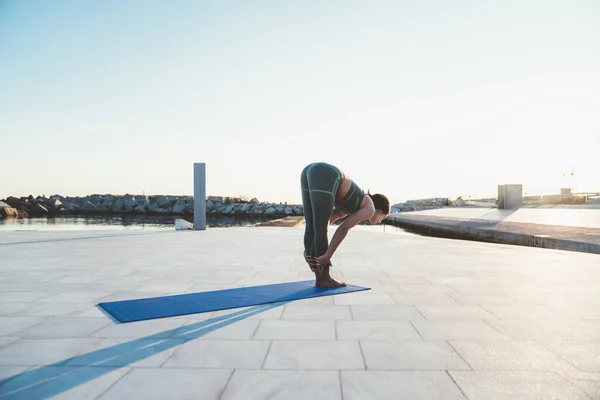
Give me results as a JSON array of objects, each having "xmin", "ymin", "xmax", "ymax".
[{"xmin": 300, "ymin": 162, "xmax": 390, "ymax": 287}]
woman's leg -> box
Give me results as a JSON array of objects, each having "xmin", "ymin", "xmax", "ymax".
[
  {"xmin": 306, "ymin": 163, "xmax": 346, "ymax": 288},
  {"xmin": 300, "ymin": 163, "xmax": 346, "ymax": 287},
  {"xmin": 301, "ymin": 165, "xmax": 320, "ymax": 284},
  {"xmin": 305, "ymin": 163, "xmax": 338, "ymax": 257},
  {"xmin": 300, "ymin": 164, "xmax": 315, "ymax": 256}
]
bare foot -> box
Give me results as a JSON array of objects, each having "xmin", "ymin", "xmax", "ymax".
[{"xmin": 316, "ymin": 265, "xmax": 346, "ymax": 288}]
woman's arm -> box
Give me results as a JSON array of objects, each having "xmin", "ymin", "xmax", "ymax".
[
  {"xmin": 329, "ymin": 211, "xmax": 346, "ymax": 225},
  {"xmin": 316, "ymin": 202, "xmax": 375, "ymax": 265}
]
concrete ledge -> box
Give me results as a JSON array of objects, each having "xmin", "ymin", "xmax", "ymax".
[
  {"xmin": 386, "ymin": 214, "xmax": 600, "ymax": 255},
  {"xmin": 257, "ymin": 216, "xmax": 305, "ymax": 227}
]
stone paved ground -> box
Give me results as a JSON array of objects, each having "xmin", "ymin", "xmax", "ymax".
[{"xmin": 0, "ymin": 226, "xmax": 599, "ymax": 399}]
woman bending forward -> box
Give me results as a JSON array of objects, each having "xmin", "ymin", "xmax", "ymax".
[{"xmin": 300, "ymin": 162, "xmax": 390, "ymax": 287}]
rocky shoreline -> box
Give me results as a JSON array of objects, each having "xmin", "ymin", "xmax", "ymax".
[
  {"xmin": 0, "ymin": 194, "xmax": 304, "ymax": 218},
  {"xmin": 0, "ymin": 194, "xmax": 462, "ymax": 220}
]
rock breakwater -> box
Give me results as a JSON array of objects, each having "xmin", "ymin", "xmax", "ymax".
[{"xmin": 1, "ymin": 194, "xmax": 304, "ymax": 218}]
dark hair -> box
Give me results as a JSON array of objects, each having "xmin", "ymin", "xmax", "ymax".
[{"xmin": 367, "ymin": 191, "xmax": 390, "ymax": 214}]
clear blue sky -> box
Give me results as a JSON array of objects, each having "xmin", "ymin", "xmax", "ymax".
[{"xmin": 1, "ymin": 0, "xmax": 599, "ymax": 204}]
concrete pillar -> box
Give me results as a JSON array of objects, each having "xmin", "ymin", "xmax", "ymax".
[
  {"xmin": 194, "ymin": 163, "xmax": 206, "ymax": 230},
  {"xmin": 505, "ymin": 184, "xmax": 523, "ymax": 209},
  {"xmin": 497, "ymin": 184, "xmax": 522, "ymax": 209}
]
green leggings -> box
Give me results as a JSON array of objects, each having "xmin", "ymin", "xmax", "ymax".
[{"xmin": 300, "ymin": 162, "xmax": 342, "ymax": 257}]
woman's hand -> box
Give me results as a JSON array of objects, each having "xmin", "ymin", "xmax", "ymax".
[
  {"xmin": 303, "ymin": 252, "xmax": 317, "ymax": 272},
  {"xmin": 315, "ymin": 254, "xmax": 331, "ymax": 267}
]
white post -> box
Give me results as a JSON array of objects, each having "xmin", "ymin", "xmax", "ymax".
[{"xmin": 194, "ymin": 163, "xmax": 206, "ymax": 230}]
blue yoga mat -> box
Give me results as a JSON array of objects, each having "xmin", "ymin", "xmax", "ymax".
[{"xmin": 98, "ymin": 280, "xmax": 370, "ymax": 323}]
